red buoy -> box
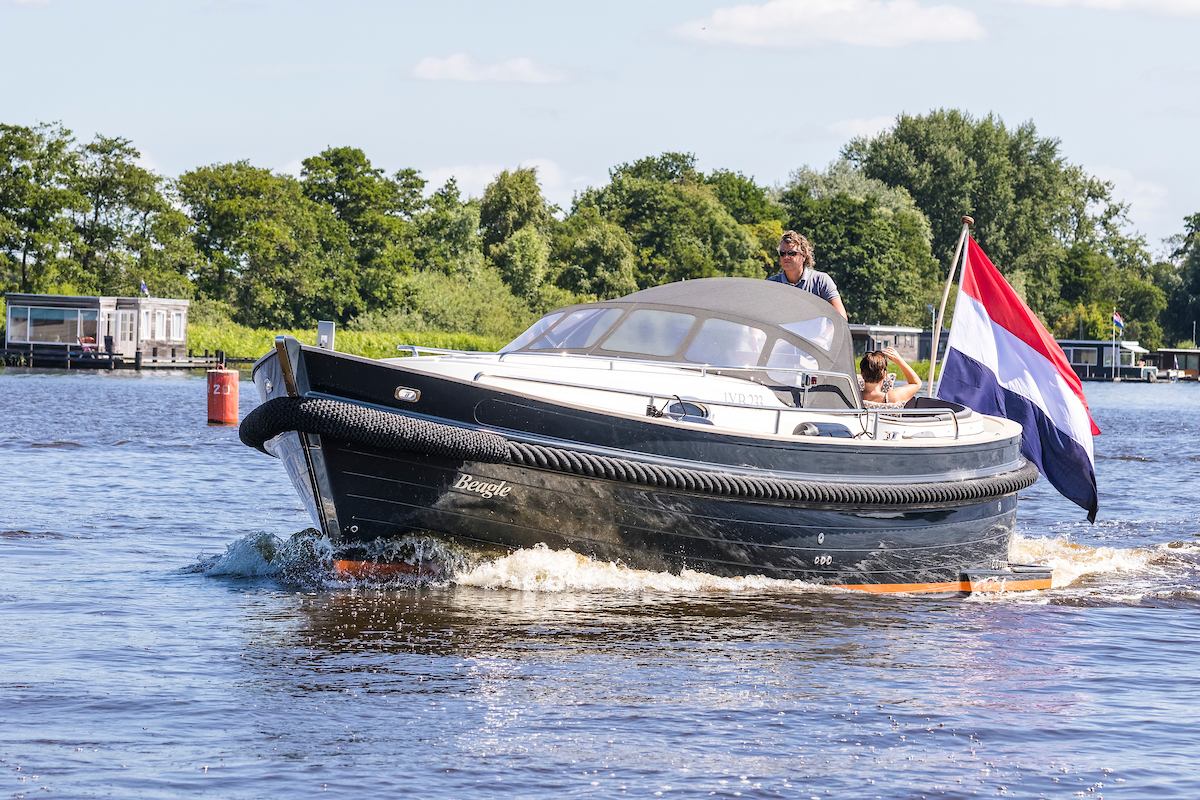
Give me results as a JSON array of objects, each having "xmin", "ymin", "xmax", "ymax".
[{"xmin": 207, "ymin": 368, "xmax": 239, "ymax": 425}]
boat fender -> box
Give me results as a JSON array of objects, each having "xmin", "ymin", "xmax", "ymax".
[{"xmin": 241, "ymin": 396, "xmax": 1040, "ymax": 508}]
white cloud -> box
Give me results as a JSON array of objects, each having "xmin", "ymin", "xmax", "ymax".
[
  {"xmin": 828, "ymin": 116, "xmax": 895, "ymax": 139},
  {"xmin": 1000, "ymin": 0, "xmax": 1200, "ymax": 16},
  {"xmin": 424, "ymin": 163, "xmax": 505, "ymax": 199},
  {"xmin": 277, "ymin": 158, "xmax": 305, "ymax": 179},
  {"xmin": 674, "ymin": 0, "xmax": 984, "ymax": 47},
  {"xmin": 1086, "ymin": 165, "xmax": 1168, "ymax": 214},
  {"xmin": 413, "ymin": 53, "xmax": 571, "ymax": 83}
]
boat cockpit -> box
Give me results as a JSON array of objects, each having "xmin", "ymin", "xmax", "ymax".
[{"xmin": 498, "ymin": 277, "xmax": 860, "ymax": 410}]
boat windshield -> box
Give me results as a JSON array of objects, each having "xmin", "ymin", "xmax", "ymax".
[
  {"xmin": 684, "ymin": 318, "xmax": 767, "ymax": 367},
  {"xmin": 530, "ymin": 308, "xmax": 623, "ymax": 350},
  {"xmin": 765, "ymin": 339, "xmax": 820, "ymax": 386},
  {"xmin": 780, "ymin": 317, "xmax": 837, "ymax": 351},
  {"xmin": 502, "ymin": 313, "xmax": 563, "ymax": 351},
  {"xmin": 600, "ymin": 309, "xmax": 695, "ymax": 357}
]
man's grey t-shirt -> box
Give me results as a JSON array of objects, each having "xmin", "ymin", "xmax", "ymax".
[{"xmin": 767, "ymin": 269, "xmax": 841, "ymax": 303}]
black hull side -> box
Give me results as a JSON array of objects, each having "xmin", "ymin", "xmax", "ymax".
[
  {"xmin": 316, "ymin": 436, "xmax": 1016, "ymax": 590},
  {"xmin": 296, "ymin": 346, "xmax": 1023, "ymax": 482}
]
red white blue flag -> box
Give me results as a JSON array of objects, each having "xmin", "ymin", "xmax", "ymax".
[
  {"xmin": 1113, "ymin": 311, "xmax": 1124, "ymax": 329},
  {"xmin": 939, "ymin": 238, "xmax": 1100, "ymax": 521}
]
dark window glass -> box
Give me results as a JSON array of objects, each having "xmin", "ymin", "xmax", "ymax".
[
  {"xmin": 29, "ymin": 308, "xmax": 77, "ymax": 343},
  {"xmin": 8, "ymin": 306, "xmax": 29, "ymax": 342}
]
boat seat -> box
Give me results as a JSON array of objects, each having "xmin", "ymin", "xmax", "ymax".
[{"xmin": 898, "ymin": 396, "xmax": 971, "ymax": 419}]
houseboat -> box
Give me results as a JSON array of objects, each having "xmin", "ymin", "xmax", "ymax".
[{"xmin": 4, "ymin": 293, "xmax": 191, "ymax": 368}]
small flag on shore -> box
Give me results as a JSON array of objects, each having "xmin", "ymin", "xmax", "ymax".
[
  {"xmin": 938, "ymin": 238, "xmax": 1100, "ymax": 522},
  {"xmin": 140, "ymin": 279, "xmax": 150, "ymax": 297},
  {"xmin": 1113, "ymin": 311, "xmax": 1124, "ymax": 329}
]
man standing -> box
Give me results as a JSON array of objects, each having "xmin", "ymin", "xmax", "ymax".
[{"xmin": 767, "ymin": 231, "xmax": 848, "ymax": 320}]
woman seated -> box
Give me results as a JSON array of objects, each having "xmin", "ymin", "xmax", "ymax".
[{"xmin": 859, "ymin": 347, "xmax": 923, "ymax": 409}]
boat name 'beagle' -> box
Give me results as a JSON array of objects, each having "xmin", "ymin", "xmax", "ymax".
[{"xmin": 454, "ymin": 474, "xmax": 512, "ymax": 499}]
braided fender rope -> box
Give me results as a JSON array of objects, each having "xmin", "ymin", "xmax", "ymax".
[{"xmin": 240, "ymin": 396, "xmax": 1038, "ymax": 507}]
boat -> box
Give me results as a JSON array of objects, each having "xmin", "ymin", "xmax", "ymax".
[{"xmin": 240, "ymin": 277, "xmax": 1051, "ymax": 594}]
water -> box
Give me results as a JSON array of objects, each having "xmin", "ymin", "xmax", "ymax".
[{"xmin": 2, "ymin": 369, "xmax": 1199, "ymax": 799}]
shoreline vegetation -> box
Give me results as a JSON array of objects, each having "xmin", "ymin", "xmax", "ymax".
[
  {"xmin": 3, "ymin": 109, "xmax": 1198, "ymax": 358},
  {"xmin": 189, "ymin": 319, "xmax": 941, "ymax": 383},
  {"xmin": 187, "ymin": 323, "xmax": 507, "ymax": 362}
]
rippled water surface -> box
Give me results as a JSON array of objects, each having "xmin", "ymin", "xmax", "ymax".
[{"xmin": 2, "ymin": 369, "xmax": 1199, "ymax": 799}]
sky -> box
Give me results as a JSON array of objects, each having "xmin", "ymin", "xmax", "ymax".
[{"xmin": 1, "ymin": 0, "xmax": 1197, "ymax": 254}]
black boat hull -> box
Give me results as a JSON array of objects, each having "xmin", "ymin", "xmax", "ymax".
[
  {"xmin": 250, "ymin": 340, "xmax": 1044, "ymax": 594},
  {"xmin": 306, "ymin": 433, "xmax": 1018, "ymax": 590}
]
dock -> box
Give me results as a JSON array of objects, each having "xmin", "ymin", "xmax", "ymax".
[{"xmin": 1, "ymin": 345, "xmax": 254, "ymax": 370}]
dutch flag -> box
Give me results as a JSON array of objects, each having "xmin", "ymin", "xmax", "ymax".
[
  {"xmin": 1113, "ymin": 311, "xmax": 1124, "ymax": 329},
  {"xmin": 938, "ymin": 238, "xmax": 1100, "ymax": 522}
]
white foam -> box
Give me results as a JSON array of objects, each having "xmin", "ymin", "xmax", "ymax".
[
  {"xmin": 1012, "ymin": 532, "xmax": 1162, "ymax": 589},
  {"xmin": 198, "ymin": 531, "xmax": 284, "ymax": 577},
  {"xmin": 453, "ymin": 543, "xmax": 833, "ymax": 594}
]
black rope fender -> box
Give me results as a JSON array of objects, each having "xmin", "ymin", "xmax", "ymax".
[{"xmin": 240, "ymin": 396, "xmax": 1038, "ymax": 507}]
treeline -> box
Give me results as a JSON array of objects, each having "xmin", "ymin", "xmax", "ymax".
[{"xmin": 2, "ymin": 110, "xmax": 1197, "ymax": 348}]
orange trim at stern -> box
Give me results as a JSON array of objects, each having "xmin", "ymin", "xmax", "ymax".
[
  {"xmin": 334, "ymin": 560, "xmax": 419, "ymax": 580},
  {"xmin": 833, "ymin": 575, "xmax": 1051, "ymax": 595}
]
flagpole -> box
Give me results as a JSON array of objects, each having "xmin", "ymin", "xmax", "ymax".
[
  {"xmin": 1112, "ymin": 307, "xmax": 1117, "ymax": 382},
  {"xmin": 927, "ymin": 216, "xmax": 973, "ymax": 398}
]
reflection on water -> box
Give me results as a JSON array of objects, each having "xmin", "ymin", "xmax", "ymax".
[{"xmin": 2, "ymin": 371, "xmax": 1200, "ymax": 799}]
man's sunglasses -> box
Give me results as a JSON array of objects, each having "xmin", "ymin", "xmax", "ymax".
[{"xmin": 778, "ymin": 249, "xmax": 800, "ymax": 257}]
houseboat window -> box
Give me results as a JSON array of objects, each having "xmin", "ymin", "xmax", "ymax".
[
  {"xmin": 1102, "ymin": 348, "xmax": 1134, "ymax": 367},
  {"xmin": 7, "ymin": 306, "xmax": 29, "ymax": 342},
  {"xmin": 79, "ymin": 310, "xmax": 98, "ymax": 346},
  {"xmin": 141, "ymin": 310, "xmax": 150, "ymax": 340},
  {"xmin": 155, "ymin": 310, "xmax": 166, "ymax": 340},
  {"xmin": 530, "ymin": 308, "xmax": 622, "ymax": 350},
  {"xmin": 502, "ymin": 312, "xmax": 564, "ymax": 351},
  {"xmin": 1071, "ymin": 349, "xmax": 1097, "ymax": 366},
  {"xmin": 600, "ymin": 309, "xmax": 695, "ymax": 357},
  {"xmin": 780, "ymin": 317, "xmax": 836, "ymax": 350},
  {"xmin": 684, "ymin": 318, "xmax": 766, "ymax": 367},
  {"xmin": 172, "ymin": 311, "xmax": 185, "ymax": 341},
  {"xmin": 764, "ymin": 339, "xmax": 819, "ymax": 386},
  {"xmin": 28, "ymin": 308, "xmax": 79, "ymax": 343}
]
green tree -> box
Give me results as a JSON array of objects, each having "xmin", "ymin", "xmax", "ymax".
[
  {"xmin": 479, "ymin": 167, "xmax": 553, "ymax": 257},
  {"xmin": 1162, "ymin": 213, "xmax": 1200, "ymax": 345},
  {"xmin": 780, "ymin": 186, "xmax": 927, "ymax": 325},
  {"xmin": 550, "ymin": 204, "xmax": 639, "ymax": 299},
  {"xmin": 177, "ymin": 161, "xmax": 356, "ymax": 328},
  {"xmin": 0, "ymin": 122, "xmax": 83, "ymax": 293},
  {"xmin": 300, "ymin": 147, "xmax": 423, "ymax": 313},
  {"xmin": 705, "ymin": 168, "xmax": 786, "ymax": 226},
  {"xmin": 844, "ymin": 109, "xmax": 1159, "ymax": 329},
  {"xmin": 495, "ymin": 224, "xmax": 550, "ymax": 300},
  {"xmin": 779, "ymin": 161, "xmax": 939, "ymax": 324},
  {"xmin": 68, "ymin": 134, "xmax": 181, "ymax": 296},
  {"xmin": 411, "ymin": 178, "xmax": 484, "ymax": 274},
  {"xmin": 578, "ymin": 161, "xmax": 760, "ymax": 288}
]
